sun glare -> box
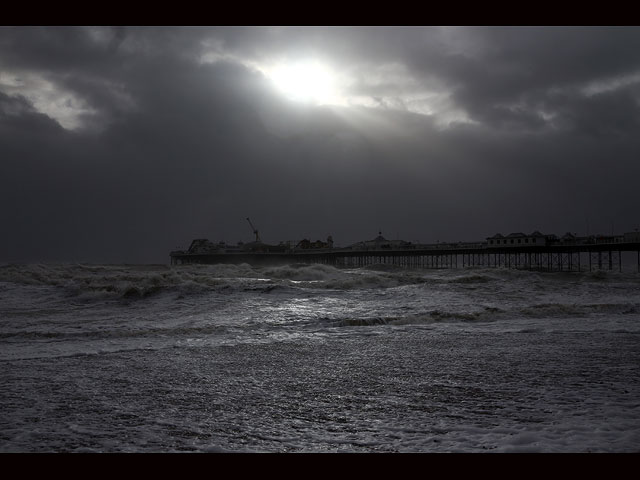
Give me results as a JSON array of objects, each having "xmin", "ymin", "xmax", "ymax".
[{"xmin": 267, "ymin": 60, "xmax": 340, "ymax": 106}]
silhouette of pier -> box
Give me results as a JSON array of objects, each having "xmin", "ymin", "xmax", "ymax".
[{"xmin": 171, "ymin": 241, "xmax": 640, "ymax": 272}]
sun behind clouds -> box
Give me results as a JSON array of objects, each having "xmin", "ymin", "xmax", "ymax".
[{"xmin": 267, "ymin": 60, "xmax": 341, "ymax": 106}]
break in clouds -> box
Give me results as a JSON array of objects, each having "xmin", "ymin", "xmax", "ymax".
[{"xmin": 1, "ymin": 26, "xmax": 639, "ymax": 263}]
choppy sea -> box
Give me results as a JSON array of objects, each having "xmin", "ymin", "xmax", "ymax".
[{"xmin": 1, "ymin": 262, "xmax": 639, "ymax": 452}]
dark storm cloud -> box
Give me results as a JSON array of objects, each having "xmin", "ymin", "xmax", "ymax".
[
  {"xmin": 204, "ymin": 26, "xmax": 640, "ymax": 132},
  {"xmin": 419, "ymin": 27, "xmax": 640, "ymax": 132},
  {"xmin": 0, "ymin": 26, "xmax": 639, "ymax": 263}
]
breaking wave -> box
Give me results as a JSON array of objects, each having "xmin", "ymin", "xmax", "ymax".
[
  {"xmin": 0, "ymin": 263, "xmax": 436, "ymax": 299},
  {"xmin": 2, "ymin": 263, "xmax": 639, "ymax": 306},
  {"xmin": 0, "ymin": 263, "xmax": 290, "ymax": 300},
  {"xmin": 322, "ymin": 301, "xmax": 640, "ymax": 328},
  {"xmin": 327, "ymin": 306, "xmax": 506, "ymax": 327}
]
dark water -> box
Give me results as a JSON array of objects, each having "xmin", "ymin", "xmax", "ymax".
[{"xmin": 1, "ymin": 263, "xmax": 639, "ymax": 452}]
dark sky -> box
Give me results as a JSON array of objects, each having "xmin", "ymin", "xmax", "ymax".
[{"xmin": 1, "ymin": 26, "xmax": 639, "ymax": 264}]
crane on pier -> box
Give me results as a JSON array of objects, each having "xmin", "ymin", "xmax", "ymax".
[{"xmin": 246, "ymin": 217, "xmax": 261, "ymax": 243}]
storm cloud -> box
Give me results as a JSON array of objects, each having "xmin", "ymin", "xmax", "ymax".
[{"xmin": 1, "ymin": 26, "xmax": 639, "ymax": 263}]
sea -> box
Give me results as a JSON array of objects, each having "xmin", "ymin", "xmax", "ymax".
[{"xmin": 1, "ymin": 261, "xmax": 639, "ymax": 453}]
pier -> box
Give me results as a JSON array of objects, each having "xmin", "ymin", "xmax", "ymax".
[{"xmin": 171, "ymin": 241, "xmax": 640, "ymax": 272}]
